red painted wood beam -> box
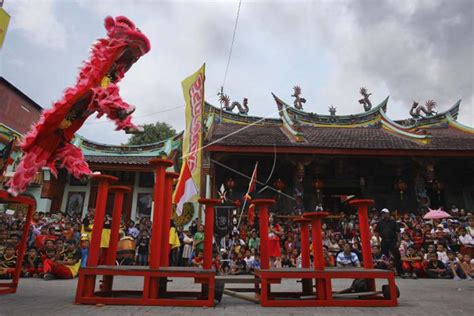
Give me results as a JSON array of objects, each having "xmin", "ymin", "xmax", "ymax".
[
  {"xmin": 149, "ymin": 159, "xmax": 173, "ymax": 269},
  {"xmin": 88, "ymin": 174, "xmax": 117, "ymax": 266},
  {"xmin": 107, "ymin": 186, "xmax": 131, "ymax": 265},
  {"xmin": 198, "ymin": 198, "xmax": 221, "ymax": 269},
  {"xmin": 253, "ymin": 199, "xmax": 275, "ymax": 270},
  {"xmin": 160, "ymin": 172, "xmax": 179, "ymax": 267}
]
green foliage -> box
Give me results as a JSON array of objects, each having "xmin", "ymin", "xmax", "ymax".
[{"xmin": 127, "ymin": 122, "xmax": 177, "ymax": 145}]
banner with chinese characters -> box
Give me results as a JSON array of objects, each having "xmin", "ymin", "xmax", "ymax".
[
  {"xmin": 181, "ymin": 64, "xmax": 205, "ymax": 199},
  {"xmin": 0, "ymin": 8, "xmax": 10, "ymax": 49}
]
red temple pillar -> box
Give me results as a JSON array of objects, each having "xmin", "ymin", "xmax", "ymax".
[
  {"xmin": 253, "ymin": 199, "xmax": 275, "ymax": 270},
  {"xmin": 106, "ymin": 186, "xmax": 131, "ymax": 265},
  {"xmin": 198, "ymin": 198, "xmax": 221, "ymax": 269},
  {"xmin": 303, "ymin": 211, "xmax": 329, "ymax": 300},
  {"xmin": 160, "ymin": 172, "xmax": 179, "ymax": 267},
  {"xmin": 149, "ymin": 158, "xmax": 173, "ymax": 269},
  {"xmin": 88, "ymin": 174, "xmax": 117, "ymax": 267}
]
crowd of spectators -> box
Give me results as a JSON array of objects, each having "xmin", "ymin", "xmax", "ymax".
[{"xmin": 0, "ymin": 204, "xmax": 473, "ymax": 281}]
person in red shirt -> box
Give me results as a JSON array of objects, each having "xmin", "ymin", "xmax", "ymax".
[
  {"xmin": 35, "ymin": 226, "xmax": 49, "ymax": 250},
  {"xmin": 192, "ymin": 251, "xmax": 204, "ymax": 268}
]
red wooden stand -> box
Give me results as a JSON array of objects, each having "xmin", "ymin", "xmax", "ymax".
[
  {"xmin": 0, "ymin": 190, "xmax": 36, "ymax": 295},
  {"xmin": 253, "ymin": 205, "xmax": 398, "ymax": 307},
  {"xmin": 75, "ymin": 162, "xmax": 217, "ymax": 307}
]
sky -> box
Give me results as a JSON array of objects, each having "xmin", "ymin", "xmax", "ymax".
[{"xmin": 1, "ymin": 0, "xmax": 473, "ymax": 145}]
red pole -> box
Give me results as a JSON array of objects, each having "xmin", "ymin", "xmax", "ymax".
[
  {"xmin": 253, "ymin": 199, "xmax": 275, "ymax": 270},
  {"xmin": 160, "ymin": 172, "xmax": 179, "ymax": 267},
  {"xmin": 88, "ymin": 174, "xmax": 117, "ymax": 266},
  {"xmin": 149, "ymin": 158, "xmax": 173, "ymax": 269},
  {"xmin": 294, "ymin": 218, "xmax": 311, "ymax": 268},
  {"xmin": 106, "ymin": 186, "xmax": 131, "ymax": 265},
  {"xmin": 303, "ymin": 212, "xmax": 329, "ymax": 300},
  {"xmin": 303, "ymin": 212, "xmax": 329, "ymax": 270},
  {"xmin": 198, "ymin": 198, "xmax": 221, "ymax": 269},
  {"xmin": 12, "ymin": 201, "xmax": 35, "ymax": 288},
  {"xmin": 349, "ymin": 199, "xmax": 375, "ymax": 269}
]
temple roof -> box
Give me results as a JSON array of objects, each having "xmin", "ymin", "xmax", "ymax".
[
  {"xmin": 204, "ymin": 95, "xmax": 474, "ymax": 156},
  {"xmin": 73, "ymin": 133, "xmax": 182, "ymax": 165}
]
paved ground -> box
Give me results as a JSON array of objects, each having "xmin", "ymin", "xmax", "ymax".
[{"xmin": 0, "ymin": 277, "xmax": 473, "ymax": 315}]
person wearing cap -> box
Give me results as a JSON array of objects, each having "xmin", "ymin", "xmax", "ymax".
[{"xmin": 375, "ymin": 208, "xmax": 402, "ymax": 275}]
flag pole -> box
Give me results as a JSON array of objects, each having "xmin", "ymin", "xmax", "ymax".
[{"xmin": 236, "ymin": 162, "xmax": 258, "ymax": 229}]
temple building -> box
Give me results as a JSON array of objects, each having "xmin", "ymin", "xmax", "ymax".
[
  {"xmin": 202, "ymin": 90, "xmax": 474, "ymax": 215},
  {"xmin": 2, "ymin": 76, "xmax": 474, "ymax": 222}
]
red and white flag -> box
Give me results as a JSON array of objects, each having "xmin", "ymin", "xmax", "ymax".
[
  {"xmin": 244, "ymin": 162, "xmax": 258, "ymax": 201},
  {"xmin": 173, "ymin": 159, "xmax": 198, "ymax": 216}
]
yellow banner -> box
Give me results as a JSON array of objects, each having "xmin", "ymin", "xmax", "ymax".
[
  {"xmin": 181, "ymin": 63, "xmax": 205, "ymax": 199},
  {"xmin": 0, "ymin": 8, "xmax": 10, "ymax": 49}
]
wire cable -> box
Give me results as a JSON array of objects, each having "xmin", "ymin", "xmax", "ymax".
[{"xmin": 222, "ymin": 0, "xmax": 242, "ymax": 89}]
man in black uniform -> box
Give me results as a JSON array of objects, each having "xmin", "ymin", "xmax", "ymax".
[{"xmin": 375, "ymin": 208, "xmax": 402, "ymax": 275}]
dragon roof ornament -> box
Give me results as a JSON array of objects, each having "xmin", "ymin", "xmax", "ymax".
[
  {"xmin": 359, "ymin": 87, "xmax": 372, "ymax": 112},
  {"xmin": 292, "ymin": 86, "xmax": 306, "ymax": 110},
  {"xmin": 218, "ymin": 87, "xmax": 249, "ymax": 115}
]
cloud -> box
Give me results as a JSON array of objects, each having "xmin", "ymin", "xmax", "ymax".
[
  {"xmin": 6, "ymin": 0, "xmax": 67, "ymax": 50},
  {"xmin": 1, "ymin": 0, "xmax": 472, "ymax": 145}
]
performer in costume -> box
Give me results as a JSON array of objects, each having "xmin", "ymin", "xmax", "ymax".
[
  {"xmin": 7, "ymin": 16, "xmax": 150, "ymax": 196},
  {"xmin": 268, "ymin": 214, "xmax": 283, "ymax": 267}
]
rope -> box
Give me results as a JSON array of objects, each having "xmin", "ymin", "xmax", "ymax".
[
  {"xmin": 222, "ymin": 0, "xmax": 242, "ymax": 89},
  {"xmin": 84, "ymin": 105, "xmax": 185, "ymax": 125},
  {"xmin": 180, "ymin": 108, "xmax": 280, "ymax": 160}
]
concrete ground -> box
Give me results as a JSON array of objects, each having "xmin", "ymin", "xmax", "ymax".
[{"xmin": 0, "ymin": 276, "xmax": 473, "ymax": 316}]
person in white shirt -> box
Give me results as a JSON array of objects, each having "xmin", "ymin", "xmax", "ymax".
[
  {"xmin": 459, "ymin": 227, "xmax": 474, "ymax": 247},
  {"xmin": 436, "ymin": 244, "xmax": 449, "ymax": 264}
]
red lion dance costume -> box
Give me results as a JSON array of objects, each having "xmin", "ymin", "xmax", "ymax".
[{"xmin": 7, "ymin": 16, "xmax": 150, "ymax": 196}]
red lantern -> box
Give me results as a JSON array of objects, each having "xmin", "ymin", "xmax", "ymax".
[
  {"xmin": 274, "ymin": 179, "xmax": 285, "ymax": 192},
  {"xmin": 313, "ymin": 179, "xmax": 324, "ymax": 192},
  {"xmin": 394, "ymin": 179, "xmax": 408, "ymax": 200},
  {"xmin": 226, "ymin": 178, "xmax": 235, "ymax": 192}
]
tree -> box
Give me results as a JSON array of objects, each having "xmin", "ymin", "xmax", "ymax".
[{"xmin": 127, "ymin": 122, "xmax": 177, "ymax": 145}]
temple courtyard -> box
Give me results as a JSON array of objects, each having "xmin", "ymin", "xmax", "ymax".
[{"xmin": 0, "ymin": 277, "xmax": 473, "ymax": 315}]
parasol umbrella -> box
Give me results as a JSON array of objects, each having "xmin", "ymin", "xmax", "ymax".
[{"xmin": 423, "ymin": 208, "xmax": 451, "ymax": 220}]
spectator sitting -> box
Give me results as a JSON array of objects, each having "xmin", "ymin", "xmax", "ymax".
[
  {"xmin": 401, "ymin": 246, "xmax": 423, "ymax": 279},
  {"xmin": 192, "ymin": 251, "xmax": 204, "ymax": 268},
  {"xmin": 43, "ymin": 239, "xmax": 81, "ymax": 280},
  {"xmin": 371, "ymin": 245, "xmax": 390, "ymax": 270},
  {"xmin": 0, "ymin": 244, "xmax": 17, "ymax": 279},
  {"xmin": 425, "ymin": 253, "xmax": 451, "ymax": 279},
  {"xmin": 22, "ymin": 247, "xmax": 43, "ymax": 278},
  {"xmin": 336, "ymin": 243, "xmax": 361, "ymax": 268},
  {"xmin": 436, "ymin": 244, "xmax": 449, "ymax": 265},
  {"xmin": 446, "ymin": 251, "xmax": 469, "ymax": 280}
]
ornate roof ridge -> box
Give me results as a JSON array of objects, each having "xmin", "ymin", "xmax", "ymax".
[
  {"xmin": 273, "ymin": 93, "xmax": 306, "ymax": 143},
  {"xmin": 394, "ymin": 99, "xmax": 461, "ymax": 128},
  {"xmin": 273, "ymin": 94, "xmax": 389, "ymax": 127},
  {"xmin": 446, "ymin": 113, "xmax": 474, "ymax": 134},
  {"xmin": 204, "ymin": 101, "xmax": 281, "ymax": 125},
  {"xmin": 379, "ymin": 109, "xmax": 432, "ymax": 145},
  {"xmin": 74, "ymin": 132, "xmax": 183, "ymax": 156}
]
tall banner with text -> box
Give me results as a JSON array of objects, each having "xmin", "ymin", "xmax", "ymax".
[
  {"xmin": 0, "ymin": 8, "xmax": 10, "ymax": 49},
  {"xmin": 181, "ymin": 64, "xmax": 205, "ymax": 201}
]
